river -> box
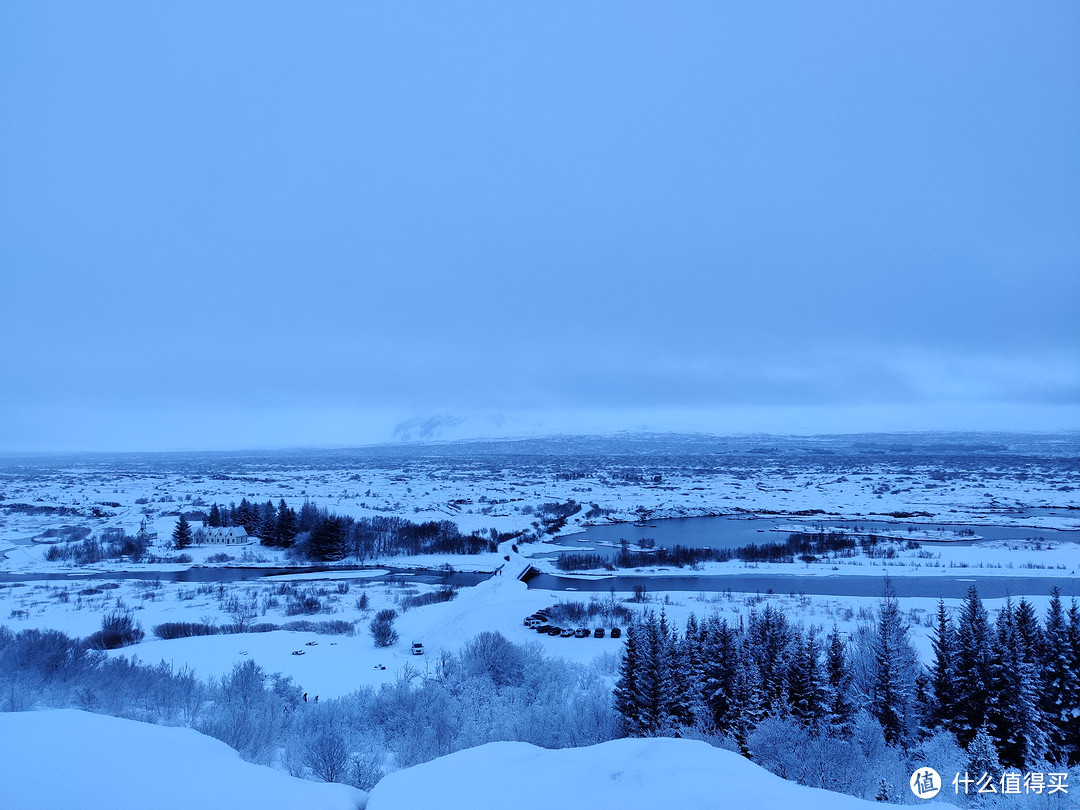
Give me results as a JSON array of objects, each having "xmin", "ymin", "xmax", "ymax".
[{"xmin": 532, "ymin": 515, "xmax": 1080, "ymax": 560}]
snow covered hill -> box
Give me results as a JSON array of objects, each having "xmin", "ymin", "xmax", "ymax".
[
  {"xmin": 0, "ymin": 710, "xmax": 365, "ymax": 810},
  {"xmin": 366, "ymin": 736, "xmax": 937, "ymax": 810}
]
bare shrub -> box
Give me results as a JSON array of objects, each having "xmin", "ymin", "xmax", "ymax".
[{"xmin": 86, "ymin": 612, "xmax": 144, "ymax": 650}]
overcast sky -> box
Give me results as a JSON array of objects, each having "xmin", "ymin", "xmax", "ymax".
[{"xmin": 2, "ymin": 2, "xmax": 1078, "ymax": 451}]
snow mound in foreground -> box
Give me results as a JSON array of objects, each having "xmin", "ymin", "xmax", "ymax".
[
  {"xmin": 0, "ymin": 710, "xmax": 364, "ymax": 810},
  {"xmin": 368, "ymin": 737, "xmax": 908, "ymax": 810}
]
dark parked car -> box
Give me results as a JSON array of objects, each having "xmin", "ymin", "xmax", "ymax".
[
  {"xmin": 536, "ymin": 624, "xmax": 551, "ymax": 633},
  {"xmin": 610, "ymin": 627, "xmax": 622, "ymax": 639},
  {"xmin": 593, "ymin": 628, "xmax": 605, "ymax": 638},
  {"xmin": 547, "ymin": 626, "xmax": 562, "ymax": 636}
]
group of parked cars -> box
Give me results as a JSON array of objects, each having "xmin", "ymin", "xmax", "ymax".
[{"xmin": 523, "ymin": 610, "xmax": 622, "ymax": 640}]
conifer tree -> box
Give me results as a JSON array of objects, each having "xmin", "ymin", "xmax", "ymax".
[
  {"xmin": 1067, "ymin": 599, "xmax": 1080, "ymax": 761},
  {"xmin": 235, "ymin": 498, "xmax": 259, "ymax": 536},
  {"xmin": 614, "ymin": 621, "xmax": 644, "ymax": 736},
  {"xmin": 207, "ymin": 503, "xmax": 222, "ymax": 528},
  {"xmin": 990, "ymin": 597, "xmax": 1047, "ymax": 767},
  {"xmin": 823, "ymin": 624, "xmax": 855, "ymax": 737},
  {"xmin": 274, "ymin": 499, "xmax": 298, "ymax": 547},
  {"xmin": 928, "ymin": 599, "xmax": 955, "ymax": 732},
  {"xmin": 171, "ymin": 514, "xmax": 192, "ymax": 550},
  {"xmin": 873, "ymin": 580, "xmax": 910, "ymax": 747},
  {"xmin": 1040, "ymin": 588, "xmax": 1077, "ymax": 762},
  {"xmin": 670, "ymin": 614, "xmax": 704, "ymax": 729},
  {"xmin": 966, "ymin": 724, "xmax": 1001, "ymax": 781},
  {"xmin": 788, "ymin": 628, "xmax": 824, "ymax": 729},
  {"xmin": 256, "ymin": 500, "xmax": 276, "ymax": 543},
  {"xmin": 307, "ymin": 514, "xmax": 346, "ymax": 561},
  {"xmin": 953, "ymin": 586, "xmax": 993, "ymax": 748},
  {"xmin": 702, "ymin": 615, "xmax": 740, "ymax": 735},
  {"xmin": 732, "ymin": 642, "xmax": 764, "ymax": 753}
]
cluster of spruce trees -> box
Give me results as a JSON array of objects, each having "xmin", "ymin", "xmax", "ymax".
[
  {"xmin": 203, "ymin": 500, "xmax": 502, "ymax": 561},
  {"xmin": 614, "ymin": 585, "xmax": 1080, "ymax": 770},
  {"xmin": 205, "ymin": 498, "xmax": 300, "ymax": 546}
]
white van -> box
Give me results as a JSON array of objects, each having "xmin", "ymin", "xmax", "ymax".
[{"xmin": 411, "ymin": 641, "xmax": 424, "ymax": 656}]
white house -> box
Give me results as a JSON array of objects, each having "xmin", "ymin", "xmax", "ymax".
[{"xmin": 201, "ymin": 526, "xmax": 251, "ymax": 545}]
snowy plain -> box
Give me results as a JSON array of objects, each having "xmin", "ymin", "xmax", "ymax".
[{"xmin": 0, "ymin": 433, "xmax": 1077, "ymax": 807}]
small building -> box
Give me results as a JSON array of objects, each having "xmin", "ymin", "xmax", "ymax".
[
  {"xmin": 136, "ymin": 518, "xmax": 158, "ymax": 543},
  {"xmin": 201, "ymin": 526, "xmax": 250, "ymax": 545}
]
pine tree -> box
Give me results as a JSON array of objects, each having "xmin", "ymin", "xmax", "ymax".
[
  {"xmin": 307, "ymin": 514, "xmax": 346, "ymax": 561},
  {"xmin": 928, "ymin": 599, "xmax": 955, "ymax": 732},
  {"xmin": 172, "ymin": 514, "xmax": 192, "ymax": 550},
  {"xmin": 614, "ymin": 621, "xmax": 644, "ymax": 736},
  {"xmin": 298, "ymin": 500, "xmax": 320, "ymax": 533},
  {"xmin": 873, "ymin": 580, "xmax": 909, "ymax": 747},
  {"xmin": 702, "ymin": 615, "xmax": 740, "ymax": 735},
  {"xmin": 641, "ymin": 608, "xmax": 678, "ymax": 735},
  {"xmin": 989, "ymin": 598, "xmax": 1042, "ymax": 767},
  {"xmin": 1064, "ymin": 598, "xmax": 1080, "ymax": 762},
  {"xmin": 966, "ymin": 724, "xmax": 1001, "ymax": 781},
  {"xmin": 670, "ymin": 614, "xmax": 704, "ymax": 730},
  {"xmin": 732, "ymin": 640, "xmax": 764, "ymax": 753},
  {"xmin": 207, "ymin": 503, "xmax": 222, "ymax": 528},
  {"xmin": 953, "ymin": 586, "xmax": 993, "ymax": 748},
  {"xmin": 235, "ymin": 498, "xmax": 259, "ymax": 536},
  {"xmin": 823, "ymin": 624, "xmax": 855, "ymax": 737},
  {"xmin": 274, "ymin": 499, "xmax": 298, "ymax": 547},
  {"xmin": 748, "ymin": 605, "xmax": 793, "ymax": 718},
  {"xmin": 1014, "ymin": 598, "xmax": 1042, "ymax": 665},
  {"xmin": 1040, "ymin": 588, "xmax": 1077, "ymax": 762},
  {"xmin": 256, "ymin": 500, "xmax": 276, "ymax": 544},
  {"xmin": 788, "ymin": 628, "xmax": 824, "ymax": 729}
]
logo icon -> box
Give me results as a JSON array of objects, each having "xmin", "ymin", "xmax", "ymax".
[{"xmin": 911, "ymin": 767, "xmax": 941, "ymax": 799}]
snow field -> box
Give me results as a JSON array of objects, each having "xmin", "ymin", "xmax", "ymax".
[
  {"xmin": 365, "ymin": 736, "xmax": 938, "ymax": 810},
  {"xmin": 0, "ymin": 709, "xmax": 365, "ymax": 810}
]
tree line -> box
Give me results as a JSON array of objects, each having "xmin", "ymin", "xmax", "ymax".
[
  {"xmin": 200, "ymin": 499, "xmax": 504, "ymax": 561},
  {"xmin": 557, "ymin": 531, "xmax": 896, "ymax": 571},
  {"xmin": 614, "ymin": 584, "xmax": 1079, "ymax": 795}
]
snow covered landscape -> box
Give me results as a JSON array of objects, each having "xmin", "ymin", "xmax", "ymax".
[
  {"xmin": 4, "ymin": 1, "xmax": 1078, "ymax": 806},
  {"xmin": 1, "ymin": 434, "xmax": 1078, "ymax": 808}
]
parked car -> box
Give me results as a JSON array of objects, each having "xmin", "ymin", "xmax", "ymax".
[
  {"xmin": 593, "ymin": 628, "xmax": 605, "ymax": 638},
  {"xmin": 547, "ymin": 626, "xmax": 563, "ymax": 636},
  {"xmin": 560, "ymin": 628, "xmax": 574, "ymax": 638},
  {"xmin": 536, "ymin": 624, "xmax": 552, "ymax": 633},
  {"xmin": 610, "ymin": 627, "xmax": 622, "ymax": 639},
  {"xmin": 574, "ymin": 628, "xmax": 590, "ymax": 638},
  {"xmin": 411, "ymin": 641, "xmax": 424, "ymax": 656}
]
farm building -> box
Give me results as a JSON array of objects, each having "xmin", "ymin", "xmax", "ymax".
[{"xmin": 201, "ymin": 526, "xmax": 251, "ymax": 545}]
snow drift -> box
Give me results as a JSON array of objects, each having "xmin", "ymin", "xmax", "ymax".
[
  {"xmin": 0, "ymin": 709, "xmax": 364, "ymax": 810},
  {"xmin": 367, "ymin": 736, "xmax": 919, "ymax": 810}
]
